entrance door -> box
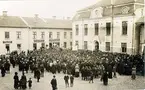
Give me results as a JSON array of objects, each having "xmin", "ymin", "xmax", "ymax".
[
  {"xmin": 33, "ymin": 43, "xmax": 37, "ymax": 50},
  {"xmin": 49, "ymin": 43, "xmax": 52, "ymax": 48},
  {"xmin": 95, "ymin": 41, "xmax": 99, "ymax": 51},
  {"xmin": 5, "ymin": 44, "xmax": 10, "ymax": 53}
]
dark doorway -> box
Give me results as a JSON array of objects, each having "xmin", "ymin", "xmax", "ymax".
[
  {"xmin": 49, "ymin": 43, "xmax": 52, "ymax": 48},
  {"xmin": 5, "ymin": 44, "xmax": 10, "ymax": 53},
  {"xmin": 95, "ymin": 41, "xmax": 99, "ymax": 51},
  {"xmin": 33, "ymin": 43, "xmax": 37, "ymax": 50}
]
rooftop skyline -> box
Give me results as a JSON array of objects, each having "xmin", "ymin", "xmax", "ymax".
[{"xmin": 0, "ymin": 0, "xmax": 100, "ymax": 19}]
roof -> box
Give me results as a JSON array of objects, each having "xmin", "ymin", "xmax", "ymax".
[
  {"xmin": 78, "ymin": 0, "xmax": 111, "ymax": 12},
  {"xmin": 22, "ymin": 17, "xmax": 48, "ymax": 29},
  {"xmin": 0, "ymin": 16, "xmax": 27, "ymax": 28},
  {"xmin": 78, "ymin": 0, "xmax": 144, "ymax": 12},
  {"xmin": 136, "ymin": 16, "xmax": 145, "ymax": 23},
  {"xmin": 44, "ymin": 18, "xmax": 72, "ymax": 29}
]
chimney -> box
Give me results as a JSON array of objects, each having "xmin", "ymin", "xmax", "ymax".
[
  {"xmin": 63, "ymin": 17, "xmax": 65, "ymax": 20},
  {"xmin": 67, "ymin": 17, "xmax": 70, "ymax": 20},
  {"xmin": 3, "ymin": 11, "xmax": 7, "ymax": 16},
  {"xmin": 35, "ymin": 14, "xmax": 38, "ymax": 18},
  {"xmin": 52, "ymin": 16, "xmax": 56, "ymax": 19}
]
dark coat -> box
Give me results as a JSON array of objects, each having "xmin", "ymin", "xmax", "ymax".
[{"xmin": 51, "ymin": 78, "xmax": 57, "ymax": 89}]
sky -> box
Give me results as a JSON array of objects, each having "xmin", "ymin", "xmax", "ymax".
[{"xmin": 0, "ymin": 0, "xmax": 100, "ymax": 19}]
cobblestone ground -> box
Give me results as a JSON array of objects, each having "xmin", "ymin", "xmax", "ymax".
[{"xmin": 0, "ymin": 66, "xmax": 145, "ymax": 90}]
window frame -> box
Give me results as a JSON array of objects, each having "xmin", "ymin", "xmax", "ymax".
[
  {"xmin": 106, "ymin": 42, "xmax": 110, "ymax": 51},
  {"xmin": 33, "ymin": 31, "xmax": 37, "ymax": 39},
  {"xmin": 75, "ymin": 25, "xmax": 79, "ymax": 35},
  {"xmin": 95, "ymin": 23, "xmax": 99, "ymax": 35},
  {"xmin": 84, "ymin": 24, "xmax": 88, "ymax": 36},
  {"xmin": 121, "ymin": 43, "xmax": 127, "ymax": 53},
  {"xmin": 106, "ymin": 23, "xmax": 111, "ymax": 36},
  {"xmin": 5, "ymin": 32, "xmax": 10, "ymax": 39},
  {"xmin": 122, "ymin": 21, "xmax": 128, "ymax": 35}
]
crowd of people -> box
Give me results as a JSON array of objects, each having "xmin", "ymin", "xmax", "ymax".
[{"xmin": 0, "ymin": 47, "xmax": 144, "ymax": 89}]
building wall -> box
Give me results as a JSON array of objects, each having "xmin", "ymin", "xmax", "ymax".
[
  {"xmin": 72, "ymin": 16, "xmax": 135, "ymax": 54},
  {"xmin": 26, "ymin": 28, "xmax": 72, "ymax": 50},
  {"xmin": 0, "ymin": 28, "xmax": 72, "ymax": 54},
  {"xmin": 0, "ymin": 28, "xmax": 29, "ymax": 54}
]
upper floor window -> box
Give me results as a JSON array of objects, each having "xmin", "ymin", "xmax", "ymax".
[
  {"xmin": 33, "ymin": 32, "xmax": 37, "ymax": 39},
  {"xmin": 121, "ymin": 43, "xmax": 127, "ymax": 53},
  {"xmin": 122, "ymin": 21, "xmax": 128, "ymax": 35},
  {"xmin": 76, "ymin": 25, "xmax": 79, "ymax": 35},
  {"xmin": 106, "ymin": 42, "xmax": 110, "ymax": 51},
  {"xmin": 64, "ymin": 32, "xmax": 67, "ymax": 39},
  {"xmin": 41, "ymin": 32, "xmax": 45, "ymax": 39},
  {"xmin": 57, "ymin": 32, "xmax": 60, "ymax": 39},
  {"xmin": 5, "ymin": 32, "xmax": 10, "ymax": 39},
  {"xmin": 106, "ymin": 23, "xmax": 111, "ymax": 35},
  {"xmin": 16, "ymin": 31, "xmax": 21, "ymax": 39},
  {"xmin": 84, "ymin": 24, "xmax": 88, "ymax": 36},
  {"xmin": 95, "ymin": 23, "xmax": 99, "ymax": 35},
  {"xmin": 84, "ymin": 41, "xmax": 88, "ymax": 50},
  {"xmin": 49, "ymin": 32, "xmax": 52, "ymax": 39},
  {"xmin": 70, "ymin": 32, "xmax": 72, "ymax": 39}
]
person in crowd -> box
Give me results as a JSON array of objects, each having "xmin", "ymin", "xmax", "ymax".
[
  {"xmin": 70, "ymin": 75, "xmax": 74, "ymax": 87},
  {"xmin": 64, "ymin": 74, "xmax": 69, "ymax": 87},
  {"xmin": 51, "ymin": 75, "xmax": 57, "ymax": 90},
  {"xmin": 89, "ymin": 71, "xmax": 94, "ymax": 83},
  {"xmin": 20, "ymin": 73, "xmax": 27, "ymax": 89},
  {"xmin": 101, "ymin": 71, "xmax": 108, "ymax": 85},
  {"xmin": 35, "ymin": 68, "xmax": 41, "ymax": 82},
  {"xmin": 13, "ymin": 72, "xmax": 19, "ymax": 89},
  {"xmin": 1, "ymin": 64, "xmax": 6, "ymax": 77},
  {"xmin": 28, "ymin": 78, "xmax": 32, "ymax": 89},
  {"xmin": 131, "ymin": 65, "xmax": 136, "ymax": 80}
]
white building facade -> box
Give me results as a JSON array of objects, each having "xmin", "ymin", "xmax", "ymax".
[
  {"xmin": 72, "ymin": 0, "xmax": 145, "ymax": 55},
  {"xmin": 0, "ymin": 11, "xmax": 72, "ymax": 54}
]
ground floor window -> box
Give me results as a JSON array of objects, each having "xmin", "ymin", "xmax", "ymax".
[
  {"xmin": 121, "ymin": 43, "xmax": 127, "ymax": 53},
  {"xmin": 33, "ymin": 43, "xmax": 37, "ymax": 50},
  {"xmin": 17, "ymin": 44, "xmax": 21, "ymax": 49},
  {"xmin": 5, "ymin": 44, "xmax": 10, "ymax": 53},
  {"xmin": 106, "ymin": 42, "xmax": 110, "ymax": 51},
  {"xmin": 84, "ymin": 41, "xmax": 88, "ymax": 50},
  {"xmin": 64, "ymin": 42, "xmax": 67, "ymax": 48}
]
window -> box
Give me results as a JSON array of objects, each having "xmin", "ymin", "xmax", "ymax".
[
  {"xmin": 141, "ymin": 9, "xmax": 144, "ymax": 16},
  {"xmin": 84, "ymin": 41, "xmax": 88, "ymax": 50},
  {"xmin": 95, "ymin": 23, "xmax": 99, "ymax": 35},
  {"xmin": 33, "ymin": 32, "xmax": 37, "ymax": 39},
  {"xmin": 64, "ymin": 42, "xmax": 67, "ymax": 48},
  {"xmin": 122, "ymin": 21, "xmax": 128, "ymax": 35},
  {"xmin": 57, "ymin": 32, "xmax": 60, "ymax": 39},
  {"xmin": 70, "ymin": 32, "xmax": 72, "ymax": 39},
  {"xmin": 5, "ymin": 32, "xmax": 9, "ymax": 39},
  {"xmin": 16, "ymin": 31, "xmax": 21, "ymax": 39},
  {"xmin": 84, "ymin": 24, "xmax": 88, "ymax": 36},
  {"xmin": 17, "ymin": 44, "xmax": 21, "ymax": 49},
  {"xmin": 75, "ymin": 41, "xmax": 78, "ymax": 46},
  {"xmin": 76, "ymin": 25, "xmax": 79, "ymax": 35},
  {"xmin": 41, "ymin": 32, "xmax": 45, "ymax": 39},
  {"xmin": 106, "ymin": 42, "xmax": 110, "ymax": 51},
  {"xmin": 75, "ymin": 41, "xmax": 79, "ymax": 48},
  {"xmin": 70, "ymin": 42, "xmax": 72, "ymax": 48},
  {"xmin": 33, "ymin": 43, "xmax": 37, "ymax": 50},
  {"xmin": 64, "ymin": 32, "xmax": 67, "ymax": 39},
  {"xmin": 41, "ymin": 43, "xmax": 45, "ymax": 48},
  {"xmin": 5, "ymin": 44, "xmax": 10, "ymax": 53},
  {"xmin": 121, "ymin": 43, "xmax": 127, "ymax": 53},
  {"xmin": 49, "ymin": 32, "xmax": 52, "ymax": 39},
  {"xmin": 106, "ymin": 23, "xmax": 111, "ymax": 35}
]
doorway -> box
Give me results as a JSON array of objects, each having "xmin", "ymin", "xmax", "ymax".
[
  {"xmin": 95, "ymin": 41, "xmax": 99, "ymax": 51},
  {"xmin": 5, "ymin": 44, "xmax": 10, "ymax": 53}
]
